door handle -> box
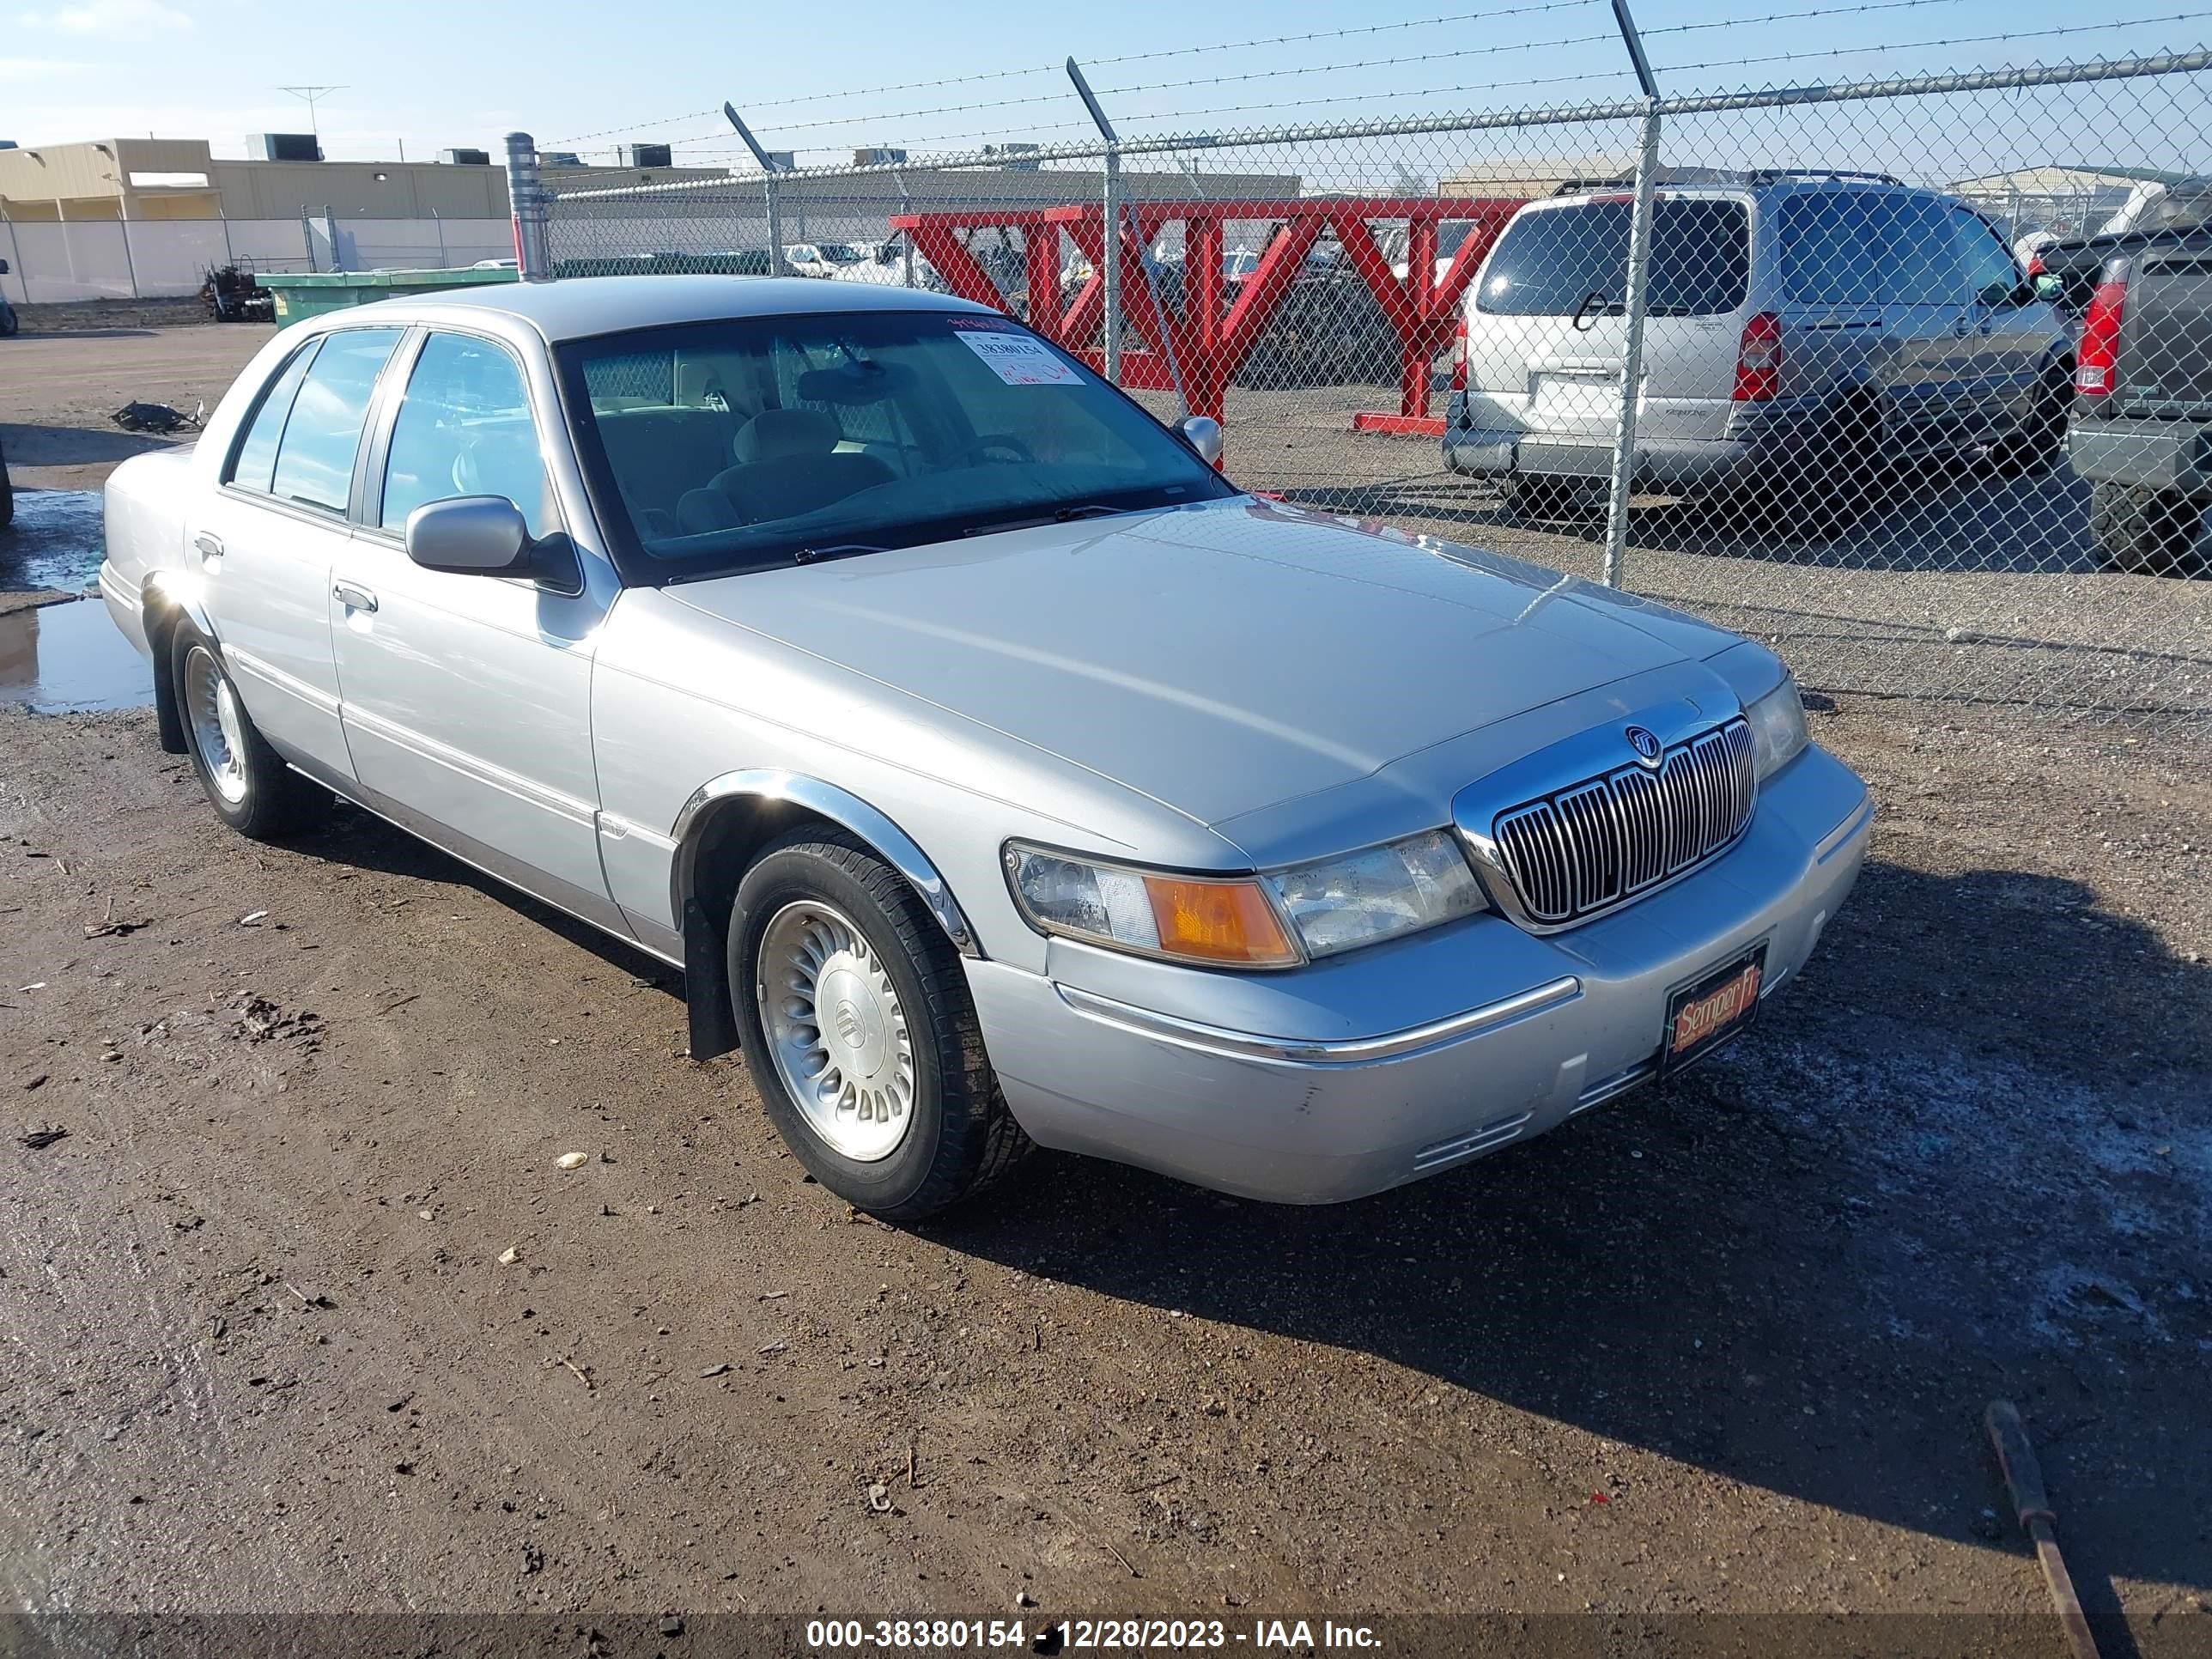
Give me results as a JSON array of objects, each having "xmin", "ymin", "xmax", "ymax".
[
  {"xmin": 193, "ymin": 532, "xmax": 223, "ymax": 562},
  {"xmin": 332, "ymin": 580, "xmax": 379, "ymax": 613}
]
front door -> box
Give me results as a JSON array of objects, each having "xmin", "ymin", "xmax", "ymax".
[{"xmin": 325, "ymin": 328, "xmax": 622, "ymax": 928}]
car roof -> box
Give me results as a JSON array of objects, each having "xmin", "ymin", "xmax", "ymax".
[{"xmin": 343, "ymin": 273, "xmax": 994, "ymax": 343}]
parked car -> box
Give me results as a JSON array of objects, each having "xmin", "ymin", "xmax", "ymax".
[
  {"xmin": 2069, "ymin": 248, "xmax": 2212, "ymax": 575},
  {"xmin": 782, "ymin": 242, "xmax": 869, "ymax": 279},
  {"xmin": 0, "ymin": 255, "xmax": 18, "ymax": 338},
  {"xmin": 98, "ymin": 276, "xmax": 1870, "ymax": 1218},
  {"xmin": 1443, "ymin": 173, "xmax": 2075, "ymax": 529},
  {"xmin": 2032, "ymin": 177, "xmax": 2212, "ymax": 313}
]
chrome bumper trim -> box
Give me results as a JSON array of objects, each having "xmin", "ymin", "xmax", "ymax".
[{"xmin": 1054, "ymin": 974, "xmax": 1583, "ymax": 1066}]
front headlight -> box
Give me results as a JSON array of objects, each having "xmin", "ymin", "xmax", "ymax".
[
  {"xmin": 1005, "ymin": 845, "xmax": 1302, "ymax": 968},
  {"xmin": 1005, "ymin": 829, "xmax": 1488, "ymax": 969},
  {"xmin": 1746, "ymin": 672, "xmax": 1810, "ymax": 781},
  {"xmin": 1267, "ymin": 829, "xmax": 1486, "ymax": 958}
]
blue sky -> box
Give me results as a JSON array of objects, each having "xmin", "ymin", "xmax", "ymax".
[{"xmin": 0, "ymin": 0, "xmax": 2203, "ymax": 167}]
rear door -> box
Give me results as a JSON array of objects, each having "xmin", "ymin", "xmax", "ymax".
[
  {"xmin": 1462, "ymin": 194, "xmax": 1750, "ymax": 449},
  {"xmin": 1879, "ymin": 194, "xmax": 1976, "ymax": 442},
  {"xmin": 197, "ymin": 325, "xmax": 404, "ymax": 785}
]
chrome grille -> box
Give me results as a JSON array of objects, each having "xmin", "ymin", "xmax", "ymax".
[{"xmin": 1491, "ymin": 719, "xmax": 1756, "ymax": 927}]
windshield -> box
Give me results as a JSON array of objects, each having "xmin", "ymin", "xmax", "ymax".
[
  {"xmin": 559, "ymin": 308, "xmax": 1237, "ymax": 580},
  {"xmin": 1475, "ymin": 198, "xmax": 1749, "ymax": 318}
]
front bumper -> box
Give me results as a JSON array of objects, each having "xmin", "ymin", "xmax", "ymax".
[{"xmin": 964, "ymin": 744, "xmax": 1872, "ymax": 1204}]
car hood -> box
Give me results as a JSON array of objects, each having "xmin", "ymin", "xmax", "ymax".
[{"xmin": 665, "ymin": 497, "xmax": 1739, "ymax": 830}]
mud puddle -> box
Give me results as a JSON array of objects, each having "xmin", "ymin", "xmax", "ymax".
[
  {"xmin": 1, "ymin": 488, "xmax": 106, "ymax": 595},
  {"xmin": 0, "ymin": 597, "xmax": 152, "ymax": 713}
]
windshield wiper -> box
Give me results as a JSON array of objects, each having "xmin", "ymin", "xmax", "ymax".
[
  {"xmin": 793, "ymin": 542, "xmax": 890, "ymax": 566},
  {"xmin": 960, "ymin": 502, "xmax": 1135, "ymax": 538}
]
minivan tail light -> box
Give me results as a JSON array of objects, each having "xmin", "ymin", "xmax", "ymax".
[
  {"xmin": 1733, "ymin": 311, "xmax": 1782, "ymax": 402},
  {"xmin": 2075, "ymin": 267, "xmax": 2130, "ymax": 397},
  {"xmin": 1449, "ymin": 315, "xmax": 1468, "ymax": 394}
]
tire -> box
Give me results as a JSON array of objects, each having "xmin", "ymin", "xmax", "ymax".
[
  {"xmin": 0, "ymin": 440, "xmax": 12, "ymax": 532},
  {"xmin": 2091, "ymin": 483, "xmax": 2209, "ymax": 576},
  {"xmin": 170, "ymin": 623, "xmax": 330, "ymax": 839},
  {"xmin": 1756, "ymin": 398, "xmax": 1878, "ymax": 539},
  {"xmin": 0, "ymin": 304, "xmax": 18, "ymax": 339},
  {"xmin": 728, "ymin": 828, "xmax": 1029, "ymax": 1220},
  {"xmin": 1988, "ymin": 364, "xmax": 2069, "ymax": 478}
]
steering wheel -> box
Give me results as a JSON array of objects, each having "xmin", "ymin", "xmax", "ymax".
[{"xmin": 960, "ymin": 434, "xmax": 1036, "ymax": 465}]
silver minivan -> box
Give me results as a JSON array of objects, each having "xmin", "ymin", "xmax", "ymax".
[{"xmin": 1442, "ymin": 172, "xmax": 2074, "ymax": 526}]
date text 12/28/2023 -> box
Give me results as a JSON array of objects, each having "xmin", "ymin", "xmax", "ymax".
[{"xmin": 805, "ymin": 1618, "xmax": 1383, "ymax": 1650}]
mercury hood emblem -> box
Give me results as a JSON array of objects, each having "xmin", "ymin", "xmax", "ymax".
[{"xmin": 1625, "ymin": 725, "xmax": 1663, "ymax": 767}]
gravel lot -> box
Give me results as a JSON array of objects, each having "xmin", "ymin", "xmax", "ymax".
[{"xmin": 1, "ymin": 321, "xmax": 2208, "ymax": 1651}]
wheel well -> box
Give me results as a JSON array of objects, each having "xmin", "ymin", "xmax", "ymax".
[
  {"xmin": 675, "ymin": 797, "xmax": 842, "ymax": 1064},
  {"xmin": 141, "ymin": 596, "xmax": 189, "ymax": 754}
]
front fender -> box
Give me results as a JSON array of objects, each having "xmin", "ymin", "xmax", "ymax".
[{"xmin": 669, "ymin": 769, "xmax": 979, "ymax": 957}]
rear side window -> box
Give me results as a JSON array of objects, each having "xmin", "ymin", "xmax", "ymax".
[
  {"xmin": 268, "ymin": 327, "xmax": 404, "ymax": 514},
  {"xmin": 228, "ymin": 343, "xmax": 319, "ymax": 493},
  {"xmin": 1475, "ymin": 198, "xmax": 1749, "ymax": 318},
  {"xmin": 1778, "ymin": 192, "xmax": 1899, "ymax": 306}
]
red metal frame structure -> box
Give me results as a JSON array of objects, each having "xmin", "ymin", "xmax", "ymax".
[{"xmin": 890, "ymin": 198, "xmax": 1520, "ymax": 437}]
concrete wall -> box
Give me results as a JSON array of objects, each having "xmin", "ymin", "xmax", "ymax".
[{"xmin": 0, "ymin": 216, "xmax": 514, "ymax": 304}]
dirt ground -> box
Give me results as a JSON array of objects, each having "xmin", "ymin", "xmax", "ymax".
[{"xmin": 1, "ymin": 321, "xmax": 2209, "ymax": 1654}]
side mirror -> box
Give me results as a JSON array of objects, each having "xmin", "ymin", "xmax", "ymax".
[
  {"xmin": 2033, "ymin": 273, "xmax": 2064, "ymax": 302},
  {"xmin": 404, "ymin": 495, "xmax": 532, "ymax": 577},
  {"xmin": 1176, "ymin": 415, "xmax": 1224, "ymax": 468}
]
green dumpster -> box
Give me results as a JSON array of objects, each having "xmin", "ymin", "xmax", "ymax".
[{"xmin": 258, "ymin": 265, "xmax": 520, "ymax": 328}]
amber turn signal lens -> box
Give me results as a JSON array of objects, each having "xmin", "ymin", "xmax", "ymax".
[{"xmin": 1142, "ymin": 876, "xmax": 1300, "ymax": 967}]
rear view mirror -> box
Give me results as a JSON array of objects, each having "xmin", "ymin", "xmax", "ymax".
[{"xmin": 404, "ymin": 495, "xmax": 532, "ymax": 575}]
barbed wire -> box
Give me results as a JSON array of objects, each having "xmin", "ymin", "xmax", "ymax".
[{"xmin": 545, "ymin": 0, "xmax": 1600, "ymax": 145}]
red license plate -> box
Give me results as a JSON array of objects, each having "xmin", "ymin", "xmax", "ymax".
[{"xmin": 1662, "ymin": 943, "xmax": 1767, "ymax": 1075}]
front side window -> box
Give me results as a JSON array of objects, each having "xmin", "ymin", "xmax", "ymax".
[
  {"xmin": 560, "ymin": 308, "xmax": 1237, "ymax": 580},
  {"xmin": 1476, "ymin": 198, "xmax": 1750, "ymax": 318},
  {"xmin": 268, "ymin": 327, "xmax": 404, "ymax": 513},
  {"xmin": 380, "ymin": 332, "xmax": 556, "ymax": 538},
  {"xmin": 1949, "ymin": 207, "xmax": 2023, "ymax": 304}
]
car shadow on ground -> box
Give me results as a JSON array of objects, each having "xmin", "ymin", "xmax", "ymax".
[
  {"xmin": 0, "ymin": 422, "xmax": 182, "ymax": 471},
  {"xmin": 925, "ymin": 857, "xmax": 2211, "ymax": 1638},
  {"xmin": 281, "ymin": 802, "xmax": 2212, "ymax": 1641},
  {"xmin": 1280, "ymin": 459, "xmax": 2119, "ymax": 578}
]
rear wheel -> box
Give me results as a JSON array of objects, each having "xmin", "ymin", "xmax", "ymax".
[
  {"xmin": 171, "ymin": 623, "xmax": 330, "ymax": 839},
  {"xmin": 1754, "ymin": 398, "xmax": 1878, "ymax": 539},
  {"xmin": 729, "ymin": 828, "xmax": 1029, "ymax": 1220},
  {"xmin": 2091, "ymin": 483, "xmax": 2209, "ymax": 576}
]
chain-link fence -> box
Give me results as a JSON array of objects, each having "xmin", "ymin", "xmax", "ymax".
[{"xmin": 544, "ymin": 48, "xmax": 2212, "ymax": 732}]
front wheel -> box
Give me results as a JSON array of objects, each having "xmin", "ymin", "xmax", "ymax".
[
  {"xmin": 171, "ymin": 624, "xmax": 330, "ymax": 839},
  {"xmin": 728, "ymin": 829, "xmax": 1029, "ymax": 1220}
]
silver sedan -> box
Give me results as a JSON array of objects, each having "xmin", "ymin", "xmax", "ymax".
[{"xmin": 99, "ymin": 276, "xmax": 1872, "ymax": 1218}]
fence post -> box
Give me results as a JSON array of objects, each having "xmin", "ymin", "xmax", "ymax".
[
  {"xmin": 504, "ymin": 133, "xmax": 553, "ymax": 281},
  {"xmin": 1601, "ymin": 98, "xmax": 1662, "ymax": 590},
  {"xmin": 1066, "ymin": 58, "xmax": 1122, "ymax": 381},
  {"xmin": 721, "ymin": 103, "xmax": 789, "ymax": 276}
]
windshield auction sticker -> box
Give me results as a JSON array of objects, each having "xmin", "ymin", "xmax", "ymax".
[{"xmin": 950, "ymin": 322, "xmax": 1082, "ymax": 386}]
